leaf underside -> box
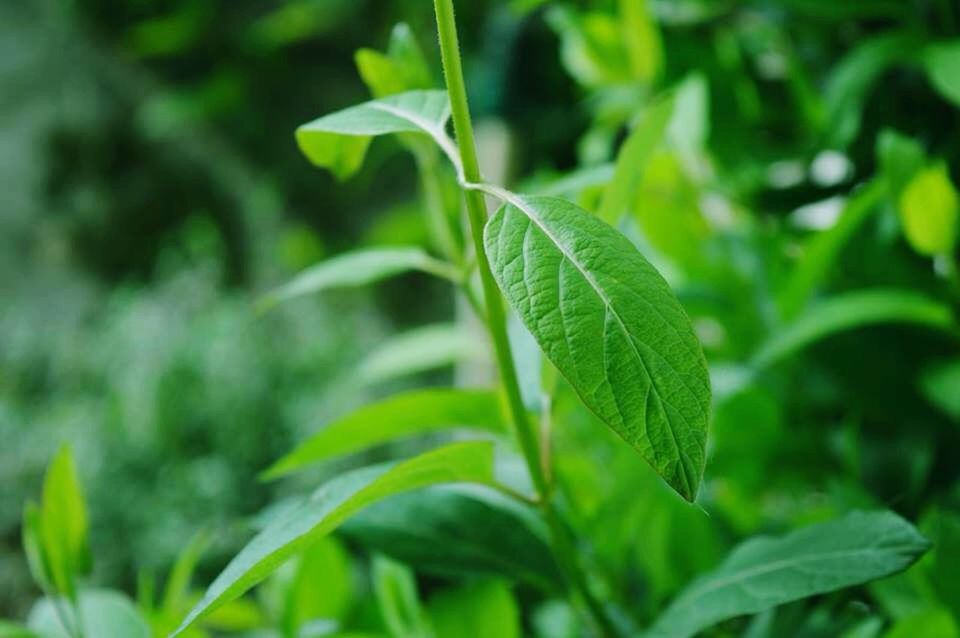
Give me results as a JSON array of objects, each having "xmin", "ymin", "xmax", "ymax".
[{"xmin": 484, "ymin": 194, "xmax": 710, "ymax": 501}]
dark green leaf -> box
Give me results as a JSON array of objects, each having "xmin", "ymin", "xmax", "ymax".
[{"xmin": 921, "ymin": 358, "xmax": 960, "ymax": 421}]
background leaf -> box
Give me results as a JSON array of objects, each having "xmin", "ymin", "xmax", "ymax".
[
  {"xmin": 923, "ymin": 41, "xmax": 960, "ymax": 108},
  {"xmin": 39, "ymin": 446, "xmax": 89, "ymax": 599},
  {"xmin": 898, "ymin": 163, "xmax": 958, "ymax": 256},
  {"xmin": 355, "ymin": 324, "xmax": 485, "ymax": 385},
  {"xmin": 427, "ymin": 580, "xmax": 520, "ymax": 638},
  {"xmin": 372, "ymin": 555, "xmax": 431, "ymax": 638},
  {"xmin": 28, "ymin": 590, "xmax": 150, "ymax": 638}
]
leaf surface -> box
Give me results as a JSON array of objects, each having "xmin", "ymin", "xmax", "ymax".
[
  {"xmin": 428, "ymin": 580, "xmax": 521, "ymax": 638},
  {"xmin": 173, "ymin": 441, "xmax": 494, "ymax": 635},
  {"xmin": 484, "ymin": 194, "xmax": 710, "ymax": 501},
  {"xmin": 645, "ymin": 511, "xmax": 930, "ymax": 638},
  {"xmin": 40, "ymin": 445, "xmax": 90, "ymax": 599},
  {"xmin": 262, "ymin": 388, "xmax": 505, "ymax": 480},
  {"xmin": 924, "ymin": 40, "xmax": 960, "ymax": 108}
]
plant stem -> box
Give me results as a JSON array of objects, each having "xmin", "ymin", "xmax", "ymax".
[{"xmin": 432, "ymin": 2, "xmax": 620, "ymax": 635}]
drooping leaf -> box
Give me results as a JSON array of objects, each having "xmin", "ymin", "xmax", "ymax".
[
  {"xmin": 898, "ymin": 163, "xmax": 959, "ymax": 256},
  {"xmin": 173, "ymin": 441, "xmax": 495, "ymax": 635},
  {"xmin": 262, "ymin": 388, "xmax": 505, "ymax": 480},
  {"xmin": 644, "ymin": 511, "xmax": 930, "ymax": 638},
  {"xmin": 372, "ymin": 555, "xmax": 431, "ymax": 638},
  {"xmin": 923, "ymin": 40, "xmax": 960, "ymax": 108},
  {"xmin": 258, "ymin": 247, "xmax": 459, "ymax": 311},
  {"xmin": 356, "ymin": 324, "xmax": 485, "ymax": 384},
  {"xmin": 296, "ymin": 90, "xmax": 451, "ymax": 180},
  {"xmin": 28, "ymin": 590, "xmax": 150, "ymax": 638},
  {"xmin": 341, "ymin": 485, "xmax": 562, "ymax": 590},
  {"xmin": 754, "ymin": 289, "xmax": 955, "ymax": 369},
  {"xmin": 484, "ymin": 193, "xmax": 711, "ymax": 501},
  {"xmin": 921, "ymin": 358, "xmax": 960, "ymax": 421},
  {"xmin": 40, "ymin": 445, "xmax": 90, "ymax": 599},
  {"xmin": 597, "ymin": 96, "xmax": 675, "ymax": 224},
  {"xmin": 428, "ymin": 580, "xmax": 521, "ymax": 638}
]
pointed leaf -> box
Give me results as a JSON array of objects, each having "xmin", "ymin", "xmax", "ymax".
[
  {"xmin": 22, "ymin": 502, "xmax": 52, "ymax": 592},
  {"xmin": 372, "ymin": 555, "xmax": 432, "ymax": 638},
  {"xmin": 262, "ymin": 388, "xmax": 505, "ymax": 480},
  {"xmin": 484, "ymin": 194, "xmax": 710, "ymax": 501},
  {"xmin": 259, "ymin": 247, "xmax": 458, "ymax": 311},
  {"xmin": 644, "ymin": 511, "xmax": 930, "ymax": 638},
  {"xmin": 173, "ymin": 441, "xmax": 494, "ymax": 635},
  {"xmin": 296, "ymin": 90, "xmax": 451, "ymax": 180},
  {"xmin": 40, "ymin": 445, "xmax": 90, "ymax": 599}
]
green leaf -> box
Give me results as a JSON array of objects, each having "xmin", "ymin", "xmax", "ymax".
[
  {"xmin": 28, "ymin": 590, "xmax": 150, "ymax": 638},
  {"xmin": 173, "ymin": 441, "xmax": 495, "ymax": 635},
  {"xmin": 22, "ymin": 502, "xmax": 52, "ymax": 592},
  {"xmin": 921, "ymin": 358, "xmax": 960, "ymax": 421},
  {"xmin": 898, "ymin": 163, "xmax": 959, "ymax": 256},
  {"xmin": 161, "ymin": 531, "xmax": 210, "ymax": 615},
  {"xmin": 924, "ymin": 40, "xmax": 960, "ymax": 108},
  {"xmin": 597, "ymin": 96, "xmax": 675, "ymax": 224},
  {"xmin": 0, "ymin": 621, "xmax": 39, "ymax": 638},
  {"xmin": 778, "ymin": 180, "xmax": 885, "ymax": 319},
  {"xmin": 754, "ymin": 289, "xmax": 954, "ymax": 369},
  {"xmin": 428, "ymin": 580, "xmax": 520, "ymax": 638},
  {"xmin": 356, "ymin": 23, "xmax": 432, "ymax": 99},
  {"xmin": 877, "ymin": 130, "xmax": 926, "ymax": 200},
  {"xmin": 342, "ymin": 485, "xmax": 562, "ymax": 590},
  {"xmin": 40, "ymin": 445, "xmax": 90, "ymax": 599},
  {"xmin": 885, "ymin": 608, "xmax": 959, "ymax": 638},
  {"xmin": 484, "ymin": 193, "xmax": 711, "ymax": 501},
  {"xmin": 259, "ymin": 247, "xmax": 459, "ymax": 311},
  {"xmin": 372, "ymin": 555, "xmax": 432, "ymax": 638},
  {"xmin": 644, "ymin": 511, "xmax": 931, "ymax": 638},
  {"xmin": 296, "ymin": 90, "xmax": 451, "ymax": 180},
  {"xmin": 356, "ymin": 324, "xmax": 485, "ymax": 384},
  {"xmin": 262, "ymin": 388, "xmax": 506, "ymax": 480}
]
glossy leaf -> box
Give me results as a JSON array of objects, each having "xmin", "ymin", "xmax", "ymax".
[
  {"xmin": 342, "ymin": 485, "xmax": 562, "ymax": 590},
  {"xmin": 40, "ymin": 445, "xmax": 90, "ymax": 599},
  {"xmin": 484, "ymin": 194, "xmax": 711, "ymax": 501},
  {"xmin": 173, "ymin": 441, "xmax": 495, "ymax": 634},
  {"xmin": 259, "ymin": 247, "xmax": 459, "ymax": 311},
  {"xmin": 898, "ymin": 163, "xmax": 958, "ymax": 256},
  {"xmin": 28, "ymin": 590, "xmax": 150, "ymax": 638},
  {"xmin": 755, "ymin": 289, "xmax": 954, "ymax": 369},
  {"xmin": 296, "ymin": 90, "xmax": 451, "ymax": 180},
  {"xmin": 924, "ymin": 40, "xmax": 960, "ymax": 108},
  {"xmin": 645, "ymin": 511, "xmax": 930, "ymax": 638},
  {"xmin": 428, "ymin": 580, "xmax": 520, "ymax": 638},
  {"xmin": 356, "ymin": 323, "xmax": 485, "ymax": 384},
  {"xmin": 372, "ymin": 555, "xmax": 431, "ymax": 638},
  {"xmin": 262, "ymin": 388, "xmax": 505, "ymax": 480}
]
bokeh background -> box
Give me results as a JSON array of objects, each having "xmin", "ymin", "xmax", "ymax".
[{"xmin": 3, "ymin": 0, "xmax": 960, "ymax": 635}]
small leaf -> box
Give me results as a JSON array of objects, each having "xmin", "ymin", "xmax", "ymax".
[
  {"xmin": 921, "ymin": 358, "xmax": 960, "ymax": 421},
  {"xmin": 356, "ymin": 23, "xmax": 432, "ymax": 99},
  {"xmin": 898, "ymin": 163, "xmax": 959, "ymax": 256},
  {"xmin": 342, "ymin": 485, "xmax": 562, "ymax": 590},
  {"xmin": 597, "ymin": 95, "xmax": 675, "ymax": 224},
  {"xmin": 923, "ymin": 40, "xmax": 960, "ymax": 108},
  {"xmin": 28, "ymin": 590, "xmax": 150, "ymax": 638},
  {"xmin": 173, "ymin": 441, "xmax": 495, "ymax": 635},
  {"xmin": 22, "ymin": 502, "xmax": 52, "ymax": 592},
  {"xmin": 372, "ymin": 555, "xmax": 431, "ymax": 638},
  {"xmin": 428, "ymin": 580, "xmax": 521, "ymax": 638},
  {"xmin": 40, "ymin": 445, "xmax": 90, "ymax": 599},
  {"xmin": 262, "ymin": 388, "xmax": 505, "ymax": 480},
  {"xmin": 484, "ymin": 194, "xmax": 711, "ymax": 501},
  {"xmin": 258, "ymin": 247, "xmax": 458, "ymax": 311},
  {"xmin": 296, "ymin": 90, "xmax": 451, "ymax": 180},
  {"xmin": 755, "ymin": 289, "xmax": 954, "ymax": 369},
  {"xmin": 644, "ymin": 511, "xmax": 930, "ymax": 638},
  {"xmin": 356, "ymin": 324, "xmax": 485, "ymax": 384}
]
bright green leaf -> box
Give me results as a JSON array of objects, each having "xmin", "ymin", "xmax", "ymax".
[
  {"xmin": 342, "ymin": 485, "xmax": 561, "ymax": 590},
  {"xmin": 754, "ymin": 289, "xmax": 954, "ymax": 369},
  {"xmin": 296, "ymin": 90, "xmax": 451, "ymax": 180},
  {"xmin": 173, "ymin": 441, "xmax": 495, "ymax": 635},
  {"xmin": 428, "ymin": 580, "xmax": 520, "ymax": 638},
  {"xmin": 885, "ymin": 608, "xmax": 958, "ymax": 638},
  {"xmin": 372, "ymin": 555, "xmax": 431, "ymax": 638},
  {"xmin": 258, "ymin": 247, "xmax": 459, "ymax": 311},
  {"xmin": 40, "ymin": 445, "xmax": 90, "ymax": 599},
  {"xmin": 645, "ymin": 511, "xmax": 930, "ymax": 638},
  {"xmin": 898, "ymin": 163, "xmax": 959, "ymax": 256},
  {"xmin": 484, "ymin": 194, "xmax": 711, "ymax": 501},
  {"xmin": 262, "ymin": 388, "xmax": 505, "ymax": 480},
  {"xmin": 28, "ymin": 590, "xmax": 150, "ymax": 638},
  {"xmin": 356, "ymin": 23, "xmax": 432, "ymax": 99},
  {"xmin": 22, "ymin": 502, "xmax": 52, "ymax": 593},
  {"xmin": 356, "ymin": 324, "xmax": 485, "ymax": 384},
  {"xmin": 924, "ymin": 40, "xmax": 960, "ymax": 108}
]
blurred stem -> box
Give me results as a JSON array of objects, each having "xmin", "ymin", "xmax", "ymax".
[
  {"xmin": 414, "ymin": 146, "xmax": 461, "ymax": 264},
  {"xmin": 433, "ymin": 2, "xmax": 620, "ymax": 636}
]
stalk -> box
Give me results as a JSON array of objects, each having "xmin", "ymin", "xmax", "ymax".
[{"xmin": 432, "ymin": 2, "xmax": 620, "ymax": 635}]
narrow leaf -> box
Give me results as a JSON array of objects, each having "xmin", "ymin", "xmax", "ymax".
[
  {"xmin": 40, "ymin": 445, "xmax": 90, "ymax": 599},
  {"xmin": 296, "ymin": 90, "xmax": 451, "ymax": 180},
  {"xmin": 356, "ymin": 324, "xmax": 485, "ymax": 384},
  {"xmin": 262, "ymin": 388, "xmax": 505, "ymax": 480},
  {"xmin": 258, "ymin": 247, "xmax": 458, "ymax": 311},
  {"xmin": 755, "ymin": 289, "xmax": 954, "ymax": 369},
  {"xmin": 644, "ymin": 511, "xmax": 930, "ymax": 638},
  {"xmin": 372, "ymin": 555, "xmax": 431, "ymax": 638},
  {"xmin": 173, "ymin": 441, "xmax": 495, "ymax": 635},
  {"xmin": 484, "ymin": 193, "xmax": 711, "ymax": 501}
]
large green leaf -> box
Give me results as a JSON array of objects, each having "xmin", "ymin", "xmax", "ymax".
[
  {"xmin": 40, "ymin": 445, "xmax": 90, "ymax": 599},
  {"xmin": 356, "ymin": 324, "xmax": 485, "ymax": 384},
  {"xmin": 484, "ymin": 193, "xmax": 710, "ymax": 501},
  {"xmin": 28, "ymin": 590, "xmax": 150, "ymax": 638},
  {"xmin": 262, "ymin": 388, "xmax": 506, "ymax": 480},
  {"xmin": 924, "ymin": 41, "xmax": 960, "ymax": 108},
  {"xmin": 173, "ymin": 441, "xmax": 494, "ymax": 635},
  {"xmin": 428, "ymin": 580, "xmax": 521, "ymax": 638},
  {"xmin": 258, "ymin": 247, "xmax": 458, "ymax": 311},
  {"xmin": 754, "ymin": 289, "xmax": 955, "ymax": 368},
  {"xmin": 341, "ymin": 485, "xmax": 562, "ymax": 590},
  {"xmin": 645, "ymin": 511, "xmax": 930, "ymax": 638},
  {"xmin": 296, "ymin": 90, "xmax": 451, "ymax": 180}
]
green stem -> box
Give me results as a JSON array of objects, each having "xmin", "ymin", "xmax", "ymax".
[
  {"xmin": 414, "ymin": 147, "xmax": 461, "ymax": 264},
  {"xmin": 432, "ymin": 2, "xmax": 620, "ymax": 635}
]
